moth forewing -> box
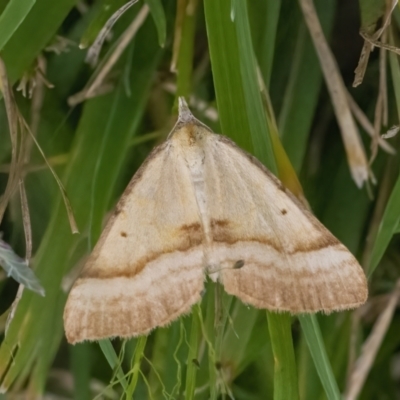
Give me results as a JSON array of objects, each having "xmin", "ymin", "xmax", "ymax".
[{"xmin": 201, "ymin": 134, "xmax": 367, "ymax": 313}]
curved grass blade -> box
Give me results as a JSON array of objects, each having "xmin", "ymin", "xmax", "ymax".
[
  {"xmin": 145, "ymin": 0, "xmax": 166, "ymax": 47},
  {"xmin": 203, "ymin": 0, "xmax": 253, "ymax": 152},
  {"xmin": 0, "ymin": 239, "xmax": 44, "ymax": 296},
  {"xmin": 0, "ymin": 0, "xmax": 35, "ymax": 51},
  {"xmin": 1, "ymin": 0, "xmax": 76, "ymax": 82},
  {"xmin": 126, "ymin": 336, "xmax": 147, "ymax": 398},
  {"xmin": 174, "ymin": 0, "xmax": 198, "ymax": 100},
  {"xmin": 231, "ymin": 0, "xmax": 277, "ymax": 172},
  {"xmin": 248, "ymin": 0, "xmax": 281, "ymax": 87},
  {"xmin": 85, "ymin": 0, "xmax": 139, "ymax": 67},
  {"xmin": 268, "ymin": 312, "xmax": 299, "ymax": 400},
  {"xmin": 80, "ymin": 0, "xmax": 127, "ymax": 49},
  {"xmin": 368, "ymin": 172, "xmax": 400, "ymax": 276},
  {"xmin": 98, "ymin": 339, "xmax": 128, "ymax": 390},
  {"xmin": 298, "ymin": 315, "xmax": 341, "ymax": 400}
]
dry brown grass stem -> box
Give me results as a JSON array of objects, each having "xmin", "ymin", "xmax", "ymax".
[
  {"xmin": 68, "ymin": 5, "xmax": 149, "ymax": 106},
  {"xmin": 345, "ymin": 279, "xmax": 400, "ymax": 400},
  {"xmin": 299, "ymin": 0, "xmax": 369, "ymax": 188}
]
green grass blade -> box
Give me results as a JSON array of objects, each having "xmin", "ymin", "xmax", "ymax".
[
  {"xmin": 278, "ymin": 1, "xmax": 335, "ymax": 172},
  {"xmin": 203, "ymin": 0, "xmax": 253, "ymax": 152},
  {"xmin": 201, "ymin": 281, "xmax": 218, "ymax": 400},
  {"xmin": 232, "ymin": 0, "xmax": 276, "ymax": 172},
  {"xmin": 69, "ymin": 343, "xmax": 92, "ymax": 400},
  {"xmin": 99, "ymin": 340, "xmax": 128, "ymax": 390},
  {"xmin": 220, "ymin": 303, "xmax": 261, "ymax": 376},
  {"xmin": 126, "ymin": 336, "xmax": 147, "ymax": 398},
  {"xmin": 267, "ymin": 312, "xmax": 299, "ymax": 400},
  {"xmin": 389, "ymin": 30, "xmax": 400, "ymax": 116},
  {"xmin": 28, "ymin": 296, "xmax": 70, "ymax": 394},
  {"xmin": 1, "ymin": 0, "xmax": 76, "ymax": 82},
  {"xmin": 145, "ymin": 0, "xmax": 166, "ymax": 47},
  {"xmin": 185, "ymin": 305, "xmax": 201, "ymax": 399},
  {"xmin": 248, "ymin": 0, "xmax": 281, "ymax": 87},
  {"xmin": 298, "ymin": 315, "xmax": 341, "ymax": 400},
  {"xmin": 0, "ymin": 239, "xmax": 45, "ymax": 296},
  {"xmin": 175, "ymin": 0, "xmax": 198, "ymax": 99},
  {"xmin": 320, "ymin": 158, "xmax": 372, "ymax": 255},
  {"xmin": 147, "ymin": 321, "xmax": 187, "ymax": 398},
  {"xmin": 80, "ymin": 0, "xmax": 126, "ymax": 49},
  {"xmin": 0, "ymin": 0, "xmax": 35, "ymax": 51},
  {"xmin": 368, "ymin": 173, "xmax": 400, "ymax": 276}
]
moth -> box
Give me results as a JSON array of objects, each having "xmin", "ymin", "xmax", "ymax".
[{"xmin": 64, "ymin": 98, "xmax": 368, "ymax": 344}]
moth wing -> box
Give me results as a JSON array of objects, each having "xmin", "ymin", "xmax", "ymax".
[
  {"xmin": 64, "ymin": 143, "xmax": 205, "ymax": 343},
  {"xmin": 204, "ymin": 135, "xmax": 367, "ymax": 312}
]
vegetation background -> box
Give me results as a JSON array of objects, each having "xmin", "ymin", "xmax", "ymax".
[{"xmin": 0, "ymin": 0, "xmax": 400, "ymax": 399}]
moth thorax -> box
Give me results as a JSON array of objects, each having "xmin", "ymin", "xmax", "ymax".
[{"xmin": 172, "ymin": 123, "xmax": 209, "ymax": 147}]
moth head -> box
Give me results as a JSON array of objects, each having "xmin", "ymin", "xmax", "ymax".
[{"xmin": 169, "ymin": 97, "xmax": 213, "ymax": 147}]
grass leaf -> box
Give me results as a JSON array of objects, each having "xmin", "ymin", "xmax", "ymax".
[
  {"xmin": 0, "ymin": 0, "xmax": 35, "ymax": 51},
  {"xmin": 368, "ymin": 173, "xmax": 400, "ymax": 276},
  {"xmin": 298, "ymin": 315, "xmax": 341, "ymax": 400},
  {"xmin": 145, "ymin": 0, "xmax": 166, "ymax": 47},
  {"xmin": 267, "ymin": 313, "xmax": 299, "ymax": 400},
  {"xmin": 0, "ymin": 239, "xmax": 44, "ymax": 296}
]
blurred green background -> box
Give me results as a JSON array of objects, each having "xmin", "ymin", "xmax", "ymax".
[{"xmin": 0, "ymin": 0, "xmax": 400, "ymax": 399}]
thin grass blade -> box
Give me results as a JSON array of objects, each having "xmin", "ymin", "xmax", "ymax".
[
  {"xmin": 0, "ymin": 0, "xmax": 35, "ymax": 51},
  {"xmin": 298, "ymin": 315, "xmax": 341, "ymax": 400},
  {"xmin": 0, "ymin": 239, "xmax": 44, "ymax": 296}
]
